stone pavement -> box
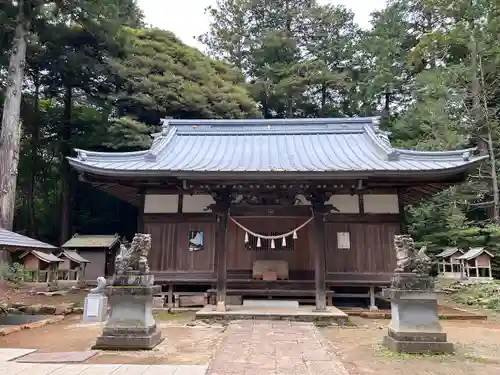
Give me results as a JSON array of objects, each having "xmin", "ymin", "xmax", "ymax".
[
  {"xmin": 0, "ymin": 349, "xmax": 208, "ymax": 375},
  {"xmin": 207, "ymin": 320, "xmax": 350, "ymax": 375},
  {"xmin": 0, "ymin": 321, "xmax": 350, "ymax": 375}
]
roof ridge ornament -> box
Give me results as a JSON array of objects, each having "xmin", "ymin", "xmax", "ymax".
[
  {"xmin": 462, "ymin": 151, "xmax": 471, "ymax": 161},
  {"xmin": 144, "ymin": 151, "xmax": 157, "ymax": 162},
  {"xmin": 161, "ymin": 118, "xmax": 170, "ymax": 136},
  {"xmin": 387, "ymin": 149, "xmax": 400, "ymax": 161},
  {"xmin": 78, "ymin": 151, "xmax": 88, "ymax": 161}
]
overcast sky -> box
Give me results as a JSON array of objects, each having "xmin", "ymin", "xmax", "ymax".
[{"xmin": 137, "ymin": 0, "xmax": 388, "ymax": 50}]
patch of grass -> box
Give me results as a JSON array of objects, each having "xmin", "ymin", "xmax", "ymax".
[
  {"xmin": 462, "ymin": 354, "xmax": 496, "ymax": 364},
  {"xmin": 450, "ymin": 281, "xmax": 500, "ymax": 312},
  {"xmin": 373, "ymin": 343, "xmax": 454, "ymax": 361},
  {"xmin": 344, "ymin": 319, "xmax": 357, "ymax": 327},
  {"xmin": 153, "ymin": 311, "xmax": 192, "ymax": 320}
]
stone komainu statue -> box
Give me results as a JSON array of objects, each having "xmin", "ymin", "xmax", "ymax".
[
  {"xmin": 393, "ymin": 234, "xmax": 431, "ymax": 275},
  {"xmin": 114, "ymin": 233, "xmax": 151, "ymax": 275},
  {"xmin": 90, "ymin": 276, "xmax": 107, "ymax": 294}
]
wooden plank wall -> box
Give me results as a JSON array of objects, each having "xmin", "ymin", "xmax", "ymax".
[
  {"xmin": 226, "ymin": 217, "xmax": 313, "ymax": 270},
  {"xmin": 144, "ymin": 220, "xmax": 216, "ymax": 271},
  {"xmin": 144, "ymin": 216, "xmax": 400, "ymax": 274},
  {"xmin": 325, "ymin": 222, "xmax": 399, "ymax": 273}
]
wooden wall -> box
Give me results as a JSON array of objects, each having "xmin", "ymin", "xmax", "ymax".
[
  {"xmin": 144, "ymin": 220, "xmax": 216, "ymax": 271},
  {"xmin": 325, "ymin": 222, "xmax": 399, "ymax": 273},
  {"xmin": 144, "ymin": 214, "xmax": 400, "ymax": 275},
  {"xmin": 226, "ymin": 217, "xmax": 313, "ymax": 270}
]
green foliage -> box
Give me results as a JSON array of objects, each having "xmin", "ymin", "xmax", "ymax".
[
  {"xmin": 202, "ymin": 0, "xmax": 364, "ymax": 118},
  {"xmin": 1, "ymin": 0, "xmax": 259, "ymax": 245},
  {"xmin": 0, "ymin": 262, "xmax": 25, "ymax": 284},
  {"xmin": 110, "ymin": 27, "xmax": 259, "ymax": 133}
]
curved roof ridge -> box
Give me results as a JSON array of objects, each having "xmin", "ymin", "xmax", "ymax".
[
  {"xmin": 145, "ymin": 126, "xmax": 178, "ymax": 161},
  {"xmin": 165, "ymin": 117, "xmax": 379, "ymax": 127},
  {"xmin": 363, "ymin": 123, "xmax": 394, "ymax": 155},
  {"xmin": 74, "ymin": 148, "xmax": 149, "ymax": 163},
  {"xmin": 390, "ymin": 147, "xmax": 484, "ymax": 163}
]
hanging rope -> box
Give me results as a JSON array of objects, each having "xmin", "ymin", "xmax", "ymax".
[{"xmin": 228, "ymin": 209, "xmax": 314, "ymax": 241}]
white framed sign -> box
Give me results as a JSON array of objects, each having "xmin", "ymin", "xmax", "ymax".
[
  {"xmin": 337, "ymin": 232, "xmax": 350, "ymax": 249},
  {"xmin": 85, "ymin": 298, "xmax": 100, "ymax": 317}
]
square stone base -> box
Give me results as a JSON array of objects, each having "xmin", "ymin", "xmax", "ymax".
[
  {"xmin": 383, "ymin": 327, "xmax": 454, "ymax": 354},
  {"xmin": 382, "ymin": 334, "xmax": 454, "ymax": 354},
  {"xmin": 93, "ymin": 283, "xmax": 162, "ymax": 350},
  {"xmin": 93, "ymin": 327, "xmax": 162, "ymax": 350}
]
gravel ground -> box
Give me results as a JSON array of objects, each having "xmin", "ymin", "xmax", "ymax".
[
  {"xmin": 321, "ymin": 316, "xmax": 500, "ymax": 375},
  {"xmin": 0, "ymin": 314, "xmax": 226, "ymax": 365}
]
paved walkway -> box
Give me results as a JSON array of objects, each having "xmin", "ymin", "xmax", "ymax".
[
  {"xmin": 1, "ymin": 321, "xmax": 349, "ymax": 375},
  {"xmin": 0, "ymin": 349, "xmax": 207, "ymax": 375},
  {"xmin": 207, "ymin": 321, "xmax": 349, "ymax": 375}
]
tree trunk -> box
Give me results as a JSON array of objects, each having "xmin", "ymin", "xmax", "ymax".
[
  {"xmin": 469, "ymin": 26, "xmax": 486, "ymax": 154},
  {"xmin": 0, "ymin": 2, "xmax": 29, "ymax": 247},
  {"xmin": 59, "ymin": 85, "xmax": 73, "ymax": 245},
  {"xmin": 478, "ymin": 55, "xmax": 500, "ymax": 224},
  {"xmin": 27, "ymin": 69, "xmax": 41, "ymax": 237}
]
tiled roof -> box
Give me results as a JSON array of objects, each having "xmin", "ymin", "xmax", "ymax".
[
  {"xmin": 60, "ymin": 250, "xmax": 90, "ymax": 263},
  {"xmin": 67, "ymin": 117, "xmax": 486, "ymax": 178},
  {"xmin": 19, "ymin": 250, "xmax": 63, "ymax": 263},
  {"xmin": 0, "ymin": 228, "xmax": 57, "ymax": 251},
  {"xmin": 457, "ymin": 247, "xmax": 494, "ymax": 260},
  {"xmin": 62, "ymin": 234, "xmax": 120, "ymax": 249},
  {"xmin": 436, "ymin": 247, "xmax": 463, "ymax": 258}
]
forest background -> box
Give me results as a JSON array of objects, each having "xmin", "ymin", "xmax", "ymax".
[{"xmin": 2, "ymin": 0, "xmax": 500, "ymax": 275}]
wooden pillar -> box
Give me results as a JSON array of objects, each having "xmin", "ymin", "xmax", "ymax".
[
  {"xmin": 167, "ymin": 283, "xmax": 174, "ymax": 308},
  {"xmin": 369, "ymin": 286, "xmax": 378, "ymax": 311},
  {"xmin": 397, "ymin": 188, "xmax": 406, "ymax": 233},
  {"xmin": 214, "ymin": 191, "xmax": 231, "ymax": 312},
  {"xmin": 137, "ymin": 189, "xmax": 145, "ymax": 232},
  {"xmin": 310, "ymin": 194, "xmax": 328, "ymax": 311}
]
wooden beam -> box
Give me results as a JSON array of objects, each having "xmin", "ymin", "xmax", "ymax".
[
  {"xmin": 397, "ymin": 188, "xmax": 406, "ymax": 233},
  {"xmin": 177, "ymin": 194, "xmax": 183, "ymax": 213},
  {"xmin": 358, "ymin": 193, "xmax": 365, "ymax": 214},
  {"xmin": 213, "ymin": 191, "xmax": 231, "ymax": 312},
  {"xmin": 143, "ymin": 213, "xmax": 216, "ymax": 223},
  {"xmin": 310, "ymin": 193, "xmax": 328, "ymax": 311},
  {"xmin": 137, "ymin": 189, "xmax": 145, "ymax": 232},
  {"xmin": 230, "ymin": 205, "xmax": 311, "ymax": 217},
  {"xmin": 325, "ymin": 214, "xmax": 400, "ymax": 223}
]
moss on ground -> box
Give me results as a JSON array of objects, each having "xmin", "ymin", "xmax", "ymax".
[{"xmin": 153, "ymin": 311, "xmax": 194, "ymax": 320}]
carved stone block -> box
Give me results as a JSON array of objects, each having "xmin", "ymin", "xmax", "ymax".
[
  {"xmin": 93, "ymin": 284, "xmax": 162, "ymax": 350},
  {"xmin": 382, "ymin": 289, "xmax": 454, "ymax": 354}
]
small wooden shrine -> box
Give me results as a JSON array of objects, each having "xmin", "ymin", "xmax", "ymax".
[
  {"xmin": 19, "ymin": 250, "xmax": 63, "ymax": 282},
  {"xmin": 457, "ymin": 247, "xmax": 494, "ymax": 280},
  {"xmin": 57, "ymin": 249, "xmax": 90, "ymax": 282},
  {"xmin": 62, "ymin": 234, "xmax": 121, "ymax": 281},
  {"xmin": 436, "ymin": 247, "xmax": 465, "ymax": 279}
]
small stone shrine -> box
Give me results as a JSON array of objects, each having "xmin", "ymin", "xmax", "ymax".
[
  {"xmin": 83, "ymin": 277, "xmax": 108, "ymax": 323},
  {"xmin": 382, "ymin": 235, "xmax": 454, "ymax": 354},
  {"xmin": 93, "ymin": 233, "xmax": 162, "ymax": 350}
]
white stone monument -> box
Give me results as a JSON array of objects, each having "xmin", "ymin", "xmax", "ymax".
[{"xmin": 83, "ymin": 277, "xmax": 108, "ymax": 323}]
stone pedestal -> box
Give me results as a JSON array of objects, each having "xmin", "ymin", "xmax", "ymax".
[
  {"xmin": 382, "ymin": 274, "xmax": 454, "ymax": 354},
  {"xmin": 93, "ymin": 273, "xmax": 162, "ymax": 350},
  {"xmin": 83, "ymin": 293, "xmax": 107, "ymax": 323}
]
